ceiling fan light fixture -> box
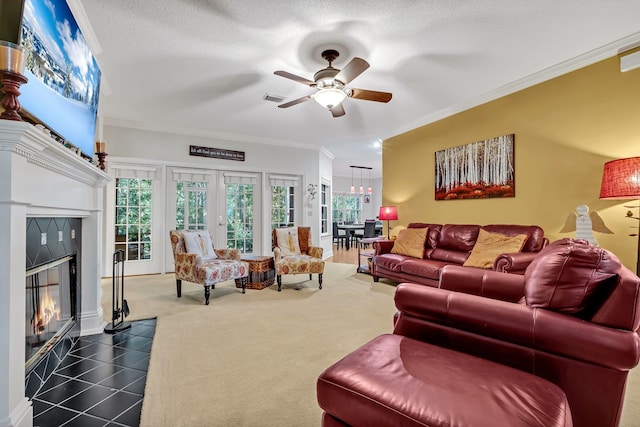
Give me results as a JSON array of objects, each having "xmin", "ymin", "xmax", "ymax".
[{"xmin": 312, "ymin": 88, "xmax": 346, "ymax": 109}]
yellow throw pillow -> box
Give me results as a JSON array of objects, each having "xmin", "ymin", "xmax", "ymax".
[
  {"xmin": 391, "ymin": 227, "xmax": 428, "ymax": 258},
  {"xmin": 389, "ymin": 225, "xmax": 406, "ymax": 240},
  {"xmin": 463, "ymin": 229, "xmax": 529, "ymax": 268}
]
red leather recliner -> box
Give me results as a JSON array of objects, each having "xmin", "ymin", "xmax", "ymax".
[{"xmin": 318, "ymin": 239, "xmax": 640, "ymax": 427}]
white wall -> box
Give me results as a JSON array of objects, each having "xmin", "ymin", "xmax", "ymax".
[{"xmin": 102, "ymin": 125, "xmax": 331, "ymax": 273}]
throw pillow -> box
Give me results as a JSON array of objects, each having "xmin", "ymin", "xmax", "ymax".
[
  {"xmin": 275, "ymin": 227, "xmax": 301, "ymax": 256},
  {"xmin": 389, "ymin": 225, "xmax": 406, "ymax": 240},
  {"xmin": 523, "ymin": 238, "xmax": 621, "ymax": 316},
  {"xmin": 391, "ymin": 227, "xmax": 428, "ymax": 258},
  {"xmin": 463, "ymin": 229, "xmax": 529, "ymax": 268},
  {"xmin": 182, "ymin": 230, "xmax": 217, "ymax": 258}
]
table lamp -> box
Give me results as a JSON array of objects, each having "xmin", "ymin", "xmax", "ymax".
[
  {"xmin": 599, "ymin": 156, "xmax": 640, "ymax": 275},
  {"xmin": 379, "ymin": 206, "xmax": 398, "ymax": 239}
]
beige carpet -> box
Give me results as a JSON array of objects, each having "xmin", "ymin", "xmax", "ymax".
[{"xmin": 101, "ymin": 263, "xmax": 640, "ymax": 427}]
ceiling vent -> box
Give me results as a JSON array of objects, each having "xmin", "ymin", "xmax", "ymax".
[{"xmin": 263, "ymin": 93, "xmax": 286, "ymax": 103}]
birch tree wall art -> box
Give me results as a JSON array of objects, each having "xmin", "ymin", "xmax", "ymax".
[{"xmin": 435, "ymin": 134, "xmax": 515, "ymax": 200}]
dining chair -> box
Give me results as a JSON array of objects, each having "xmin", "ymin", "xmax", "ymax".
[
  {"xmin": 358, "ymin": 220, "xmax": 378, "ymax": 248},
  {"xmin": 332, "ymin": 222, "xmax": 347, "ymax": 248}
]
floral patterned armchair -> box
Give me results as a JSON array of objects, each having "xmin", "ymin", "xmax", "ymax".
[
  {"xmin": 169, "ymin": 230, "xmax": 249, "ymax": 305},
  {"xmin": 272, "ymin": 226, "xmax": 324, "ymax": 291}
]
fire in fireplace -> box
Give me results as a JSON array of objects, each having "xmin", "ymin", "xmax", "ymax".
[{"xmin": 25, "ymin": 255, "xmax": 77, "ymax": 369}]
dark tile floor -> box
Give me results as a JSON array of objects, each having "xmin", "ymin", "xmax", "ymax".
[{"xmin": 32, "ymin": 318, "xmax": 156, "ymax": 427}]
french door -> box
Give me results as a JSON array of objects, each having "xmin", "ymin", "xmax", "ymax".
[
  {"xmin": 217, "ymin": 172, "xmax": 261, "ymax": 254},
  {"xmin": 166, "ymin": 169, "xmax": 261, "ymax": 270}
]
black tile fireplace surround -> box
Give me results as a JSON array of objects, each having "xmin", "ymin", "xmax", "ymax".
[{"xmin": 25, "ymin": 217, "xmax": 83, "ymax": 388}]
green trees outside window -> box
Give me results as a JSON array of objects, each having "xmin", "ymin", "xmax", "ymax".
[
  {"xmin": 115, "ymin": 178, "xmax": 152, "ymax": 261},
  {"xmin": 176, "ymin": 181, "xmax": 207, "ymax": 230},
  {"xmin": 271, "ymin": 186, "xmax": 295, "ymax": 229},
  {"xmin": 332, "ymin": 192, "xmax": 362, "ymax": 224},
  {"xmin": 226, "ymin": 184, "xmax": 253, "ymax": 252}
]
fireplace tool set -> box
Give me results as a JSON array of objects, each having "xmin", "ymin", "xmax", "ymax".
[{"xmin": 104, "ymin": 249, "xmax": 131, "ymax": 333}]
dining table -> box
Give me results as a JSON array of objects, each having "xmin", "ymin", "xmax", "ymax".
[{"xmin": 337, "ymin": 223, "xmax": 383, "ymax": 250}]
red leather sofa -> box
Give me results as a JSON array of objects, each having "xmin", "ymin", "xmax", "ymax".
[
  {"xmin": 372, "ymin": 223, "xmax": 548, "ymax": 286},
  {"xmin": 318, "ymin": 239, "xmax": 640, "ymax": 427}
]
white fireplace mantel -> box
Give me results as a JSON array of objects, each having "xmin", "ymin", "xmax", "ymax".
[{"xmin": 0, "ymin": 120, "xmax": 110, "ymax": 427}]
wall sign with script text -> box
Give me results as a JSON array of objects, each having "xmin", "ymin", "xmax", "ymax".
[{"xmin": 189, "ymin": 145, "xmax": 245, "ymax": 161}]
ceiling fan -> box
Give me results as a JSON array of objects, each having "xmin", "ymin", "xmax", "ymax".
[{"xmin": 274, "ymin": 49, "xmax": 392, "ymax": 117}]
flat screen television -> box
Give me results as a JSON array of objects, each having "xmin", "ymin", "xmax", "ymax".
[{"xmin": 19, "ymin": 0, "xmax": 101, "ymax": 157}]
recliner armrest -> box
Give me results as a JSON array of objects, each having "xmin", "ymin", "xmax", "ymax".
[
  {"xmin": 439, "ymin": 265, "xmax": 525, "ymax": 302},
  {"xmin": 393, "ymin": 283, "xmax": 640, "ymax": 370},
  {"xmin": 493, "ymin": 252, "xmax": 539, "ymax": 274}
]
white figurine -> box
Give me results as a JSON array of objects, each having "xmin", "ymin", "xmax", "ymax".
[{"xmin": 560, "ymin": 204, "xmax": 613, "ymax": 245}]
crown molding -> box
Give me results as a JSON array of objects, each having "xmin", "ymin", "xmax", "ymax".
[{"xmin": 387, "ymin": 31, "xmax": 640, "ymax": 140}]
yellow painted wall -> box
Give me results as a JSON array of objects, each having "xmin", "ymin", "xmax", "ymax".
[{"xmin": 383, "ymin": 53, "xmax": 640, "ymax": 271}]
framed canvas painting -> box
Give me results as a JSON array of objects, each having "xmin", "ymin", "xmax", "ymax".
[{"xmin": 435, "ymin": 134, "xmax": 515, "ymax": 200}]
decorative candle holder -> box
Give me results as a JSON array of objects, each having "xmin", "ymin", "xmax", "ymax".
[
  {"xmin": 95, "ymin": 141, "xmax": 107, "ymax": 171},
  {"xmin": 0, "ymin": 41, "xmax": 27, "ymax": 121}
]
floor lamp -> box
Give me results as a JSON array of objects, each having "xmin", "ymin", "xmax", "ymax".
[
  {"xmin": 599, "ymin": 156, "xmax": 640, "ymax": 276},
  {"xmin": 379, "ymin": 206, "xmax": 398, "ymax": 239}
]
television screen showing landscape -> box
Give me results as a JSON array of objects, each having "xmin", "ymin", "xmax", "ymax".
[{"xmin": 20, "ymin": 0, "xmax": 101, "ymax": 157}]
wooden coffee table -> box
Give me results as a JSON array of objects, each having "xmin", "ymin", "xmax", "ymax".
[{"xmin": 235, "ymin": 255, "xmax": 275, "ymax": 289}]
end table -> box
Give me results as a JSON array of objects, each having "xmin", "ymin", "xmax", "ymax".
[
  {"xmin": 357, "ymin": 237, "xmax": 387, "ymax": 274},
  {"xmin": 235, "ymin": 255, "xmax": 275, "ymax": 289}
]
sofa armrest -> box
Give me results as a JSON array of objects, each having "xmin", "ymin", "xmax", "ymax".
[
  {"xmin": 393, "ymin": 283, "xmax": 640, "ymax": 371},
  {"xmin": 308, "ymin": 245, "xmax": 324, "ymax": 259},
  {"xmin": 493, "ymin": 252, "xmax": 539, "ymax": 274},
  {"xmin": 214, "ymin": 248, "xmax": 241, "ymax": 260},
  {"xmin": 373, "ymin": 240, "xmax": 395, "ymax": 255},
  {"xmin": 174, "ymin": 252, "xmax": 200, "ymax": 282},
  {"xmin": 439, "ymin": 265, "xmax": 525, "ymax": 302}
]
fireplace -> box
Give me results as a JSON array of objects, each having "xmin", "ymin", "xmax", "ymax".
[
  {"xmin": 25, "ymin": 255, "xmax": 77, "ymax": 371},
  {"xmin": 1, "ymin": 121, "xmax": 109, "ymax": 427}
]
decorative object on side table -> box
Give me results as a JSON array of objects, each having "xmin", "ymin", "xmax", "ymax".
[
  {"xmin": 599, "ymin": 156, "xmax": 640, "ymax": 275},
  {"xmin": 378, "ymin": 206, "xmax": 398, "ymax": 239},
  {"xmin": 0, "ymin": 40, "xmax": 27, "ymax": 121},
  {"xmin": 235, "ymin": 255, "xmax": 275, "ymax": 290},
  {"xmin": 95, "ymin": 141, "xmax": 107, "ymax": 171}
]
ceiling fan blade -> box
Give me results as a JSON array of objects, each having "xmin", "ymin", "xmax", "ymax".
[
  {"xmin": 278, "ymin": 95, "xmax": 312, "ymax": 108},
  {"xmin": 330, "ymin": 103, "xmax": 346, "ymax": 118},
  {"xmin": 348, "ymin": 88, "xmax": 392, "ymax": 103},
  {"xmin": 274, "ymin": 71, "xmax": 315, "ymax": 86},
  {"xmin": 334, "ymin": 57, "xmax": 370, "ymax": 85}
]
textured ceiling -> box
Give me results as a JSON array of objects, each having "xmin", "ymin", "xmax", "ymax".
[{"xmin": 75, "ymin": 0, "xmax": 640, "ymax": 178}]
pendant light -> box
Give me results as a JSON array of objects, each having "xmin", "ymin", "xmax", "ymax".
[
  {"xmin": 359, "ymin": 168, "xmax": 364, "ymax": 194},
  {"xmin": 368, "ymin": 168, "xmax": 372, "ymax": 194},
  {"xmin": 350, "ymin": 166, "xmax": 355, "ymax": 193}
]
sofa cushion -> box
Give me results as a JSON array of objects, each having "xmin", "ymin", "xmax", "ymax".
[
  {"xmin": 182, "ymin": 230, "xmax": 217, "ymax": 258},
  {"xmin": 483, "ymin": 224, "xmax": 546, "ymax": 252},
  {"xmin": 407, "ymin": 223, "xmax": 441, "ymax": 249},
  {"xmin": 400, "ymin": 258, "xmax": 446, "ymax": 280},
  {"xmin": 463, "ymin": 229, "xmax": 528, "ymax": 269},
  {"xmin": 524, "ymin": 238, "xmax": 621, "ymax": 316},
  {"xmin": 391, "ymin": 227, "xmax": 428, "ymax": 258},
  {"xmin": 317, "ymin": 334, "xmax": 572, "ymax": 427},
  {"xmin": 374, "ymin": 254, "xmax": 407, "ymax": 273},
  {"xmin": 436, "ymin": 224, "xmax": 480, "ymax": 252}
]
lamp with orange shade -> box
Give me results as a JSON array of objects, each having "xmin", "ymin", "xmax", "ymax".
[
  {"xmin": 378, "ymin": 206, "xmax": 398, "ymax": 239},
  {"xmin": 599, "ymin": 156, "xmax": 640, "ymax": 275}
]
